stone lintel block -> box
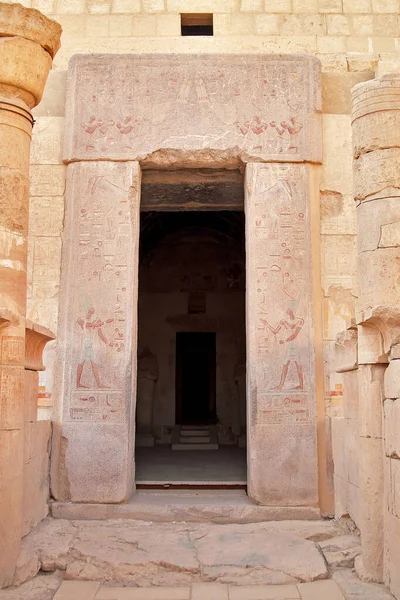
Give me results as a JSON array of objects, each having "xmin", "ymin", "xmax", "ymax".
[
  {"xmin": 25, "ymin": 319, "xmax": 55, "ymax": 371},
  {"xmin": 0, "ymin": 3, "xmax": 61, "ymax": 58},
  {"xmin": 384, "ymin": 399, "xmax": 400, "ymax": 458},
  {"xmin": 357, "ymin": 306, "xmax": 400, "ymax": 356},
  {"xmin": 352, "ymin": 74, "xmax": 400, "ymax": 158},
  {"xmin": 335, "ymin": 328, "xmax": 358, "ymax": 372},
  {"xmin": 354, "ymin": 147, "xmax": 400, "ymax": 203},
  {"xmin": 384, "ymin": 359, "xmax": 400, "ymax": 399},
  {"xmin": 63, "ymin": 54, "xmax": 322, "ymax": 165}
]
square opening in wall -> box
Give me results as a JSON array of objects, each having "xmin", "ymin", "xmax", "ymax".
[{"xmin": 181, "ymin": 13, "xmax": 213, "ymax": 36}]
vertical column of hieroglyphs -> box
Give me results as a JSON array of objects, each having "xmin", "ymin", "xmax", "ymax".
[
  {"xmin": 53, "ymin": 161, "xmax": 141, "ymax": 503},
  {"xmin": 352, "ymin": 75, "xmax": 400, "ymax": 589},
  {"xmin": 245, "ymin": 163, "xmax": 318, "ymax": 506},
  {"xmin": 0, "ymin": 4, "xmax": 60, "ymax": 587}
]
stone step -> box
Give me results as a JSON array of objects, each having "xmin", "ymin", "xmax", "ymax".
[
  {"xmin": 52, "ymin": 490, "xmax": 323, "ymax": 523},
  {"xmin": 180, "ymin": 429, "xmax": 210, "ymax": 437},
  {"xmin": 179, "ymin": 435, "xmax": 211, "ymax": 443},
  {"xmin": 172, "ymin": 442, "xmax": 219, "ymax": 450}
]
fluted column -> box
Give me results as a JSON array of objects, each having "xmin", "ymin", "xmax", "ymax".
[
  {"xmin": 352, "ymin": 74, "xmax": 400, "ymax": 584},
  {"xmin": 0, "ymin": 4, "xmax": 60, "ymax": 587}
]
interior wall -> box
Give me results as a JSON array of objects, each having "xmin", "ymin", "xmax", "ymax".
[{"xmin": 137, "ymin": 220, "xmax": 246, "ymax": 442}]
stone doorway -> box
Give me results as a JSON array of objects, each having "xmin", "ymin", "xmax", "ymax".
[
  {"xmin": 53, "ymin": 53, "xmax": 321, "ymax": 507},
  {"xmin": 135, "ymin": 194, "xmax": 247, "ymax": 486}
]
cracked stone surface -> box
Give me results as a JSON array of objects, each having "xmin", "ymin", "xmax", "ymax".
[
  {"xmin": 15, "ymin": 518, "xmax": 336, "ymax": 586},
  {"xmin": 0, "ymin": 572, "xmax": 63, "ymax": 600}
]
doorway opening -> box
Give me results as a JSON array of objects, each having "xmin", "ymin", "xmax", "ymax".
[
  {"xmin": 134, "ymin": 169, "xmax": 246, "ymax": 487},
  {"xmin": 176, "ymin": 332, "xmax": 216, "ymax": 426}
]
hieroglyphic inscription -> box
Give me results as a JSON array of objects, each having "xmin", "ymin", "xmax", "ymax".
[
  {"xmin": 63, "ymin": 162, "xmax": 139, "ymax": 423},
  {"xmin": 246, "ymin": 163, "xmax": 315, "ymax": 425},
  {"xmin": 64, "ymin": 55, "xmax": 321, "ymax": 163},
  {"xmin": 0, "ymin": 336, "xmax": 25, "ymax": 365}
]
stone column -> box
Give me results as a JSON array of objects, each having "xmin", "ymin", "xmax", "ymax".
[
  {"xmin": 352, "ymin": 74, "xmax": 400, "ymax": 583},
  {"xmin": 245, "ymin": 163, "xmax": 318, "ymax": 506},
  {"xmin": 51, "ymin": 161, "xmax": 141, "ymax": 503},
  {"xmin": 0, "ymin": 4, "xmax": 60, "ymax": 588}
]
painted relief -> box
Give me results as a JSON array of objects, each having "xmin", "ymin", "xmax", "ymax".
[
  {"xmin": 62, "ymin": 162, "xmax": 139, "ymax": 423},
  {"xmin": 64, "ymin": 55, "xmax": 321, "ymax": 163},
  {"xmin": 246, "ymin": 164, "xmax": 315, "ymax": 426}
]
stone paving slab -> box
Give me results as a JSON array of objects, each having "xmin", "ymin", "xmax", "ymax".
[
  {"xmin": 20, "ymin": 518, "xmax": 333, "ymax": 586},
  {"xmin": 51, "ymin": 580, "xmax": 345, "ymax": 600}
]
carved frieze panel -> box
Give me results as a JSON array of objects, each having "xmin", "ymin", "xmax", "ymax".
[{"xmin": 64, "ymin": 54, "xmax": 322, "ymax": 165}]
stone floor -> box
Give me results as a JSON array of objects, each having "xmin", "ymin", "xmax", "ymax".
[
  {"xmin": 0, "ymin": 572, "xmax": 395, "ymax": 600},
  {"xmin": 135, "ymin": 447, "xmax": 247, "ymax": 484}
]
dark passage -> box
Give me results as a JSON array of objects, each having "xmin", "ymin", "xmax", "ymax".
[{"xmin": 176, "ymin": 332, "xmax": 216, "ymax": 425}]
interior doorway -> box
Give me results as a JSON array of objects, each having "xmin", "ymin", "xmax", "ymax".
[
  {"xmin": 135, "ymin": 169, "xmax": 246, "ymax": 487},
  {"xmin": 176, "ymin": 332, "xmax": 216, "ymax": 426}
]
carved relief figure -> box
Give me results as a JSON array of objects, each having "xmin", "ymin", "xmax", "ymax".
[
  {"xmin": 76, "ymin": 293, "xmax": 114, "ymax": 389},
  {"xmin": 263, "ymin": 308, "xmax": 305, "ymax": 390}
]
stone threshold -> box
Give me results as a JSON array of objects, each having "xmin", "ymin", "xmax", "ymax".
[{"xmin": 51, "ymin": 490, "xmax": 321, "ymax": 523}]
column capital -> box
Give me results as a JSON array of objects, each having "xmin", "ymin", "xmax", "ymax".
[{"xmin": 0, "ymin": 3, "xmax": 61, "ymax": 109}]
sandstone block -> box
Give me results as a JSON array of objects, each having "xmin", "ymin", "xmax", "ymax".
[
  {"xmin": 327, "ymin": 14, "xmax": 350, "ymax": 35},
  {"xmin": 143, "ymin": 0, "xmax": 165, "ymax": 11},
  {"xmin": 351, "ymin": 15, "xmax": 373, "ymax": 35},
  {"xmin": 384, "ymin": 360, "xmax": 400, "ymax": 399},
  {"xmin": 372, "ymin": 37, "xmax": 396, "ymax": 53},
  {"xmin": 357, "ymin": 323, "xmax": 387, "ymax": 366},
  {"xmin": 335, "ymin": 329, "xmax": 358, "ymax": 373},
  {"xmin": 86, "ymin": 15, "xmax": 109, "ymax": 36},
  {"xmin": 359, "ymin": 436, "xmax": 384, "ymax": 581},
  {"xmin": 24, "ymin": 370, "xmax": 39, "ymax": 424},
  {"xmin": 356, "ymin": 197, "xmax": 400, "ymax": 254},
  {"xmin": 111, "ymin": 0, "xmax": 141, "ymax": 11},
  {"xmin": 32, "ymin": 70, "xmax": 66, "ymax": 117},
  {"xmin": 372, "ymin": 0, "xmax": 399, "ymax": 11},
  {"xmin": 359, "ymin": 364, "xmax": 385, "ymax": 439},
  {"xmin": 343, "ymin": 0, "xmax": 371, "ymax": 10},
  {"xmin": 345, "ymin": 36, "xmax": 369, "ymax": 52},
  {"xmin": 240, "ymin": 0, "xmax": 263, "ymax": 9},
  {"xmin": 293, "ymin": 0, "xmax": 319, "ymax": 12},
  {"xmin": 109, "ymin": 14, "xmax": 133, "ymax": 35},
  {"xmin": 321, "ymin": 115, "xmax": 352, "ymax": 194},
  {"xmin": 357, "ymin": 248, "xmax": 400, "ymax": 311},
  {"xmin": 167, "ymin": 0, "xmax": 238, "ymax": 11},
  {"xmin": 87, "ymin": 0, "xmax": 111, "ymax": 13},
  {"xmin": 343, "ymin": 370, "xmax": 359, "ymax": 420},
  {"xmin": 156, "ymin": 14, "xmax": 181, "ymax": 35},
  {"xmin": 30, "ymin": 164, "xmax": 65, "ymax": 196},
  {"xmin": 255, "ymin": 14, "xmax": 280, "ymax": 34},
  {"xmin": 56, "ymin": 0, "xmax": 85, "ymax": 13},
  {"xmin": 264, "ymin": 0, "xmax": 291, "ymax": 11},
  {"xmin": 317, "ymin": 36, "xmax": 346, "ymax": 53},
  {"xmin": 384, "ymin": 511, "xmax": 400, "ymax": 598},
  {"xmin": 29, "ymin": 196, "xmax": 64, "ymax": 237},
  {"xmin": 32, "ymin": 0, "xmax": 56, "ymax": 13},
  {"xmin": 30, "ymin": 117, "xmax": 64, "ymax": 165},
  {"xmin": 318, "ymin": 0, "xmax": 342, "ymax": 11}
]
